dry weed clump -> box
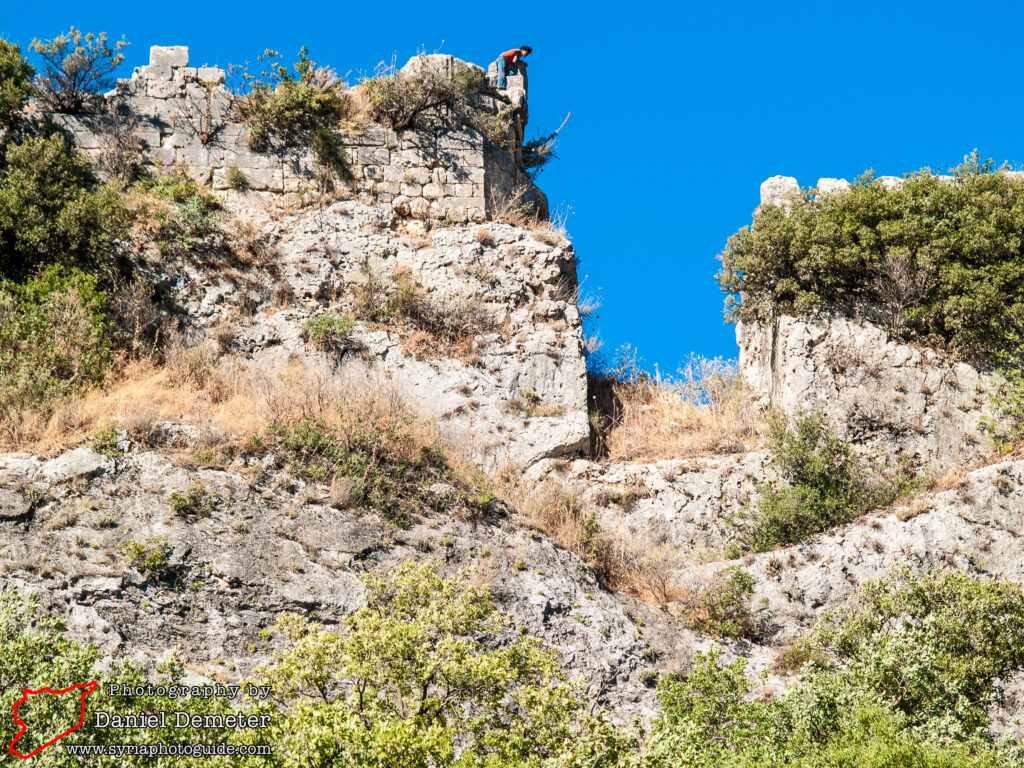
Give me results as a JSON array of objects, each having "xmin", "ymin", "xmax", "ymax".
[
  {"xmin": 349, "ymin": 262, "xmax": 494, "ymax": 362},
  {"xmin": 590, "ymin": 352, "xmax": 763, "ymax": 461},
  {"xmin": 494, "ymin": 473, "xmax": 684, "ymax": 605},
  {"xmin": 488, "ymin": 185, "xmax": 568, "ymax": 239}
]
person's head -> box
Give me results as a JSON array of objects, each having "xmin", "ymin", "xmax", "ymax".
[{"xmin": 520, "ymin": 45, "xmax": 533, "ymax": 56}]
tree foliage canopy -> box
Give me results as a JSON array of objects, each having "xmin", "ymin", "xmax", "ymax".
[{"xmin": 719, "ymin": 153, "xmax": 1024, "ymax": 365}]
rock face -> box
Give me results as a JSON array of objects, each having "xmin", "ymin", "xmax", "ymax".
[
  {"xmin": 0, "ymin": 444, "xmax": 659, "ymax": 722},
  {"xmin": 737, "ymin": 314, "xmax": 1000, "ymax": 472},
  {"xmin": 168, "ymin": 201, "xmax": 589, "ymax": 469}
]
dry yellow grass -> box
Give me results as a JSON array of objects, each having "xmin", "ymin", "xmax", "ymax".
[
  {"xmin": 492, "ymin": 472, "xmax": 685, "ymax": 605},
  {"xmin": 0, "ymin": 339, "xmax": 438, "ymax": 460},
  {"xmin": 593, "ymin": 354, "xmax": 764, "ymax": 462}
]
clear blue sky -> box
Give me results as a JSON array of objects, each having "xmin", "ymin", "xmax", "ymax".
[{"xmin": 3, "ymin": 1, "xmax": 1023, "ymax": 373}]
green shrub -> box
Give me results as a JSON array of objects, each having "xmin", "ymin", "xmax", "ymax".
[
  {"xmin": 350, "ymin": 261, "xmax": 495, "ymax": 355},
  {"xmin": 0, "ymin": 133, "xmax": 125, "ymax": 279},
  {"xmin": 0, "ymin": 266, "xmax": 113, "ymax": 420},
  {"xmin": 89, "ymin": 423, "xmax": 122, "ymax": 459},
  {"xmin": 739, "ymin": 413, "xmax": 910, "ymax": 551},
  {"xmin": 814, "ymin": 566, "xmax": 1024, "ymax": 741},
  {"xmin": 116, "ymin": 536, "xmax": 175, "ymax": 579},
  {"xmin": 719, "ymin": 153, "xmax": 1024, "ymax": 367},
  {"xmin": 231, "ymin": 48, "xmax": 356, "ymax": 186},
  {"xmin": 0, "ymin": 39, "xmax": 33, "ymax": 135},
  {"xmin": 226, "ymin": 165, "xmax": 249, "ymax": 191},
  {"xmin": 361, "ymin": 56, "xmax": 514, "ymax": 145},
  {"xmin": 248, "ymin": 561, "xmax": 633, "ymax": 767},
  {"xmin": 168, "ymin": 481, "xmax": 222, "ymax": 517},
  {"xmin": 29, "ymin": 28, "xmax": 128, "ymax": 114},
  {"xmin": 301, "ymin": 313, "xmax": 353, "ymax": 350},
  {"xmin": 141, "ymin": 164, "xmax": 222, "ymax": 255},
  {"xmin": 521, "ymin": 121, "xmax": 566, "ymax": 181},
  {"xmin": 683, "ymin": 566, "xmax": 756, "ymax": 640},
  {"xmin": 269, "ymin": 411, "xmax": 450, "ymax": 525},
  {"xmin": 643, "ymin": 569, "xmax": 1024, "ymax": 767}
]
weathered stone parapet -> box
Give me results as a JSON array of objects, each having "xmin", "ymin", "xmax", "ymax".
[
  {"xmin": 758, "ymin": 169, "xmax": 1024, "ymax": 208},
  {"xmin": 48, "ymin": 46, "xmax": 540, "ymax": 222}
]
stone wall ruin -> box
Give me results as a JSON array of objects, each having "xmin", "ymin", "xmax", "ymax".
[{"xmin": 48, "ymin": 46, "xmax": 545, "ymax": 223}]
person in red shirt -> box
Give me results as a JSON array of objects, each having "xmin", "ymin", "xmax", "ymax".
[{"xmin": 495, "ymin": 46, "xmax": 532, "ymax": 89}]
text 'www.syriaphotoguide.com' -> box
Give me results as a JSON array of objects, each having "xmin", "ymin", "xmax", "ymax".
[{"xmin": 63, "ymin": 743, "xmax": 273, "ymax": 757}]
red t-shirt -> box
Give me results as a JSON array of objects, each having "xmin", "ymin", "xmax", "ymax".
[{"xmin": 502, "ymin": 49, "xmax": 524, "ymax": 65}]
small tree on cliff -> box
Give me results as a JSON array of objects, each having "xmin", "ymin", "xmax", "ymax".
[
  {"xmin": 0, "ymin": 39, "xmax": 33, "ymax": 135},
  {"xmin": 30, "ymin": 28, "xmax": 128, "ymax": 114}
]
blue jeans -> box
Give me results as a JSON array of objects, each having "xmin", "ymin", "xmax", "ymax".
[{"xmin": 496, "ymin": 56, "xmax": 517, "ymax": 88}]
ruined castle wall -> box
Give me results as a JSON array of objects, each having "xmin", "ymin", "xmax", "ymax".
[{"xmin": 51, "ymin": 47, "xmax": 540, "ymax": 223}]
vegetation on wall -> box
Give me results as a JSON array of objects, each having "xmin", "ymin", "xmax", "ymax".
[
  {"xmin": 231, "ymin": 48, "xmax": 357, "ymax": 188},
  {"xmin": 361, "ymin": 56, "xmax": 514, "ymax": 146},
  {"xmin": 29, "ymin": 28, "xmax": 128, "ymax": 114}
]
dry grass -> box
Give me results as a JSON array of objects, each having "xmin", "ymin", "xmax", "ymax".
[
  {"xmin": 488, "ymin": 185, "xmax": 569, "ymax": 239},
  {"xmin": 0, "ymin": 331, "xmax": 440, "ymax": 461},
  {"xmin": 493, "ymin": 473, "xmax": 685, "ymax": 605},
  {"xmin": 591, "ymin": 353, "xmax": 764, "ymax": 462}
]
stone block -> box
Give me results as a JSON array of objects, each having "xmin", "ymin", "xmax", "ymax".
[
  {"xmin": 40, "ymin": 447, "xmax": 108, "ymax": 484},
  {"xmin": 0, "ymin": 489, "xmax": 30, "ymax": 520},
  {"xmin": 816, "ymin": 177, "xmax": 850, "ymax": 196},
  {"xmin": 148, "ymin": 80, "xmax": 181, "ymax": 99},
  {"xmin": 392, "ymin": 195, "xmax": 411, "ymax": 216},
  {"xmin": 383, "ymin": 165, "xmax": 406, "ymax": 182},
  {"xmin": 422, "ymin": 182, "xmax": 443, "ymax": 199},
  {"xmin": 402, "ymin": 167, "xmax": 430, "ymax": 185},
  {"xmin": 150, "ymin": 45, "xmax": 189, "ymax": 68},
  {"xmin": 374, "ymin": 181, "xmax": 401, "ymax": 195},
  {"xmin": 140, "ymin": 64, "xmax": 173, "ymax": 81},
  {"xmin": 174, "ymin": 67, "xmax": 198, "ymax": 83},
  {"xmin": 399, "ymin": 149, "xmax": 429, "ymax": 165},
  {"xmin": 409, "ymin": 197, "xmax": 430, "ymax": 218},
  {"xmin": 197, "ymin": 67, "xmax": 226, "ymax": 85},
  {"xmin": 401, "ymin": 183, "xmax": 423, "ymax": 197},
  {"xmin": 759, "ymin": 175, "xmax": 799, "ymax": 208}
]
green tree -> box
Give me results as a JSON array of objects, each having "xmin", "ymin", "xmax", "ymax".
[
  {"xmin": 29, "ymin": 28, "xmax": 128, "ymax": 114},
  {"xmin": 0, "ymin": 38, "xmax": 34, "ymax": 135},
  {"xmin": 0, "ymin": 133, "xmax": 124, "ymax": 279},
  {"xmin": 638, "ymin": 569, "xmax": 1024, "ymax": 768},
  {"xmin": 246, "ymin": 560, "xmax": 631, "ymax": 767},
  {"xmin": 814, "ymin": 566, "xmax": 1024, "ymax": 741},
  {"xmin": 0, "ymin": 265, "xmax": 113, "ymax": 419},
  {"xmin": 718, "ymin": 154, "xmax": 1024, "ymax": 365}
]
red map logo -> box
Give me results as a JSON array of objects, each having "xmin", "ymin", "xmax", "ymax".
[{"xmin": 8, "ymin": 681, "xmax": 98, "ymax": 758}]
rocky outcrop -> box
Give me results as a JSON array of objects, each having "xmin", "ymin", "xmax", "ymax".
[
  {"xmin": 737, "ymin": 314, "xmax": 1002, "ymax": 473},
  {"xmin": 167, "ymin": 200, "xmax": 589, "ymax": 469},
  {"xmin": 0, "ymin": 439, "xmax": 659, "ymax": 722}
]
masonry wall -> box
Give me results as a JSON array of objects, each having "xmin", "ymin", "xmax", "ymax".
[{"xmin": 50, "ymin": 46, "xmax": 540, "ymax": 223}]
